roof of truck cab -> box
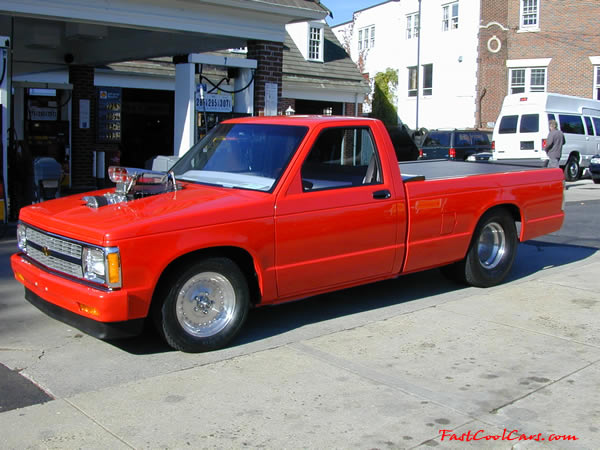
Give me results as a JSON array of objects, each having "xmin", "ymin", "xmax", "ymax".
[{"xmin": 223, "ymin": 115, "xmax": 381, "ymax": 126}]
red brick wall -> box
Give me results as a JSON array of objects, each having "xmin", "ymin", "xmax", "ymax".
[
  {"xmin": 506, "ymin": 0, "xmax": 600, "ymax": 97},
  {"xmin": 343, "ymin": 102, "xmax": 363, "ymax": 116},
  {"xmin": 478, "ymin": 0, "xmax": 509, "ymax": 128},
  {"xmin": 280, "ymin": 97, "xmax": 296, "ymax": 114},
  {"xmin": 247, "ymin": 40, "xmax": 283, "ymax": 115},
  {"xmin": 69, "ymin": 65, "xmax": 118, "ymax": 187},
  {"xmin": 478, "ymin": 0, "xmax": 600, "ymax": 127}
]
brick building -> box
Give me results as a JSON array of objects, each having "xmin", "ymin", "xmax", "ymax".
[
  {"xmin": 478, "ymin": 0, "xmax": 600, "ymax": 128},
  {"xmin": 334, "ymin": 0, "xmax": 600, "ymax": 131}
]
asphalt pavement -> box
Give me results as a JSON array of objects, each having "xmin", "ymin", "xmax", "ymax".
[{"xmin": 0, "ymin": 180, "xmax": 599, "ymax": 449}]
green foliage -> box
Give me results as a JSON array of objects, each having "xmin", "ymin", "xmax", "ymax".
[{"xmin": 371, "ymin": 68, "xmax": 399, "ymax": 126}]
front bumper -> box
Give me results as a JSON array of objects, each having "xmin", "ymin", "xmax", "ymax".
[
  {"xmin": 11, "ymin": 253, "xmax": 145, "ymax": 339},
  {"xmin": 25, "ymin": 288, "xmax": 144, "ymax": 339}
]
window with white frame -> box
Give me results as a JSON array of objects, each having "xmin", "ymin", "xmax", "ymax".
[
  {"xmin": 408, "ymin": 66, "xmax": 418, "ymax": 96},
  {"xmin": 509, "ymin": 67, "xmax": 546, "ymax": 94},
  {"xmin": 358, "ymin": 26, "xmax": 375, "ymax": 51},
  {"xmin": 520, "ymin": 0, "xmax": 539, "ymax": 30},
  {"xmin": 406, "ymin": 13, "xmax": 419, "ymax": 40},
  {"xmin": 595, "ymin": 66, "xmax": 600, "ymax": 100},
  {"xmin": 407, "ymin": 64, "xmax": 433, "ymax": 97},
  {"xmin": 308, "ymin": 26, "xmax": 323, "ymax": 61},
  {"xmin": 442, "ymin": 2, "xmax": 459, "ymax": 31},
  {"xmin": 422, "ymin": 64, "xmax": 433, "ymax": 96}
]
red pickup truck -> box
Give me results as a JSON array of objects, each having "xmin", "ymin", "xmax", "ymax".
[{"xmin": 11, "ymin": 116, "xmax": 565, "ymax": 352}]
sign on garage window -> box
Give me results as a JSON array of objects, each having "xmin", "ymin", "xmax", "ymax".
[{"xmin": 195, "ymin": 85, "xmax": 233, "ymax": 113}]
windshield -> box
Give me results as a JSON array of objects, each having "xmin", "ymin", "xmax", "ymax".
[{"xmin": 171, "ymin": 123, "xmax": 307, "ymax": 191}]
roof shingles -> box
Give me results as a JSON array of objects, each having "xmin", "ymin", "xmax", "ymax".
[{"xmin": 283, "ymin": 25, "xmax": 368, "ymax": 93}]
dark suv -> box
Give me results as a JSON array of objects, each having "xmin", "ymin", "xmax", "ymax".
[{"xmin": 419, "ymin": 129, "xmax": 492, "ymax": 160}]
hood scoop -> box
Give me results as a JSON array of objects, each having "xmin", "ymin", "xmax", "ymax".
[{"xmin": 83, "ymin": 166, "xmax": 178, "ymax": 208}]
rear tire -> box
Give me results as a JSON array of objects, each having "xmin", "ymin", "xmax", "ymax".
[
  {"xmin": 564, "ymin": 156, "xmax": 580, "ymax": 182},
  {"xmin": 156, "ymin": 257, "xmax": 250, "ymax": 352},
  {"xmin": 593, "ymin": 178, "xmax": 600, "ymax": 185},
  {"xmin": 442, "ymin": 209, "xmax": 517, "ymax": 288}
]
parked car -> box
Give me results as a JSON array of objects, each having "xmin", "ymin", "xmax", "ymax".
[
  {"xmin": 466, "ymin": 152, "xmax": 492, "ymax": 162},
  {"xmin": 419, "ymin": 129, "xmax": 492, "ymax": 161},
  {"xmin": 590, "ymin": 155, "xmax": 600, "ymax": 184}
]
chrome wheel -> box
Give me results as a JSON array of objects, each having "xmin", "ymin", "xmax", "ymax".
[
  {"xmin": 175, "ymin": 271, "xmax": 236, "ymax": 338},
  {"xmin": 564, "ymin": 157, "xmax": 580, "ymax": 182},
  {"xmin": 477, "ymin": 222, "xmax": 506, "ymax": 270},
  {"xmin": 449, "ymin": 209, "xmax": 517, "ymax": 288}
]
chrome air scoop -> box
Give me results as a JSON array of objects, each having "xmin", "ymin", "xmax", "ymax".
[{"xmin": 83, "ymin": 166, "xmax": 178, "ymax": 208}]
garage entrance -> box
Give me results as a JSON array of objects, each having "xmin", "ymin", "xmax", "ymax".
[{"xmin": 120, "ymin": 88, "xmax": 174, "ymax": 169}]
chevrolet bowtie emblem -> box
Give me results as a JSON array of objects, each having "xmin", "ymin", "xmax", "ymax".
[{"xmin": 42, "ymin": 246, "xmax": 51, "ymax": 257}]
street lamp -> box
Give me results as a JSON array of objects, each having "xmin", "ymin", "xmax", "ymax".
[{"xmin": 415, "ymin": 0, "xmax": 422, "ymax": 130}]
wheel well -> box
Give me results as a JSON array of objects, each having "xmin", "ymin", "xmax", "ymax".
[
  {"xmin": 481, "ymin": 204, "xmax": 520, "ymax": 221},
  {"xmin": 567, "ymin": 151, "xmax": 581, "ymax": 163},
  {"xmin": 479, "ymin": 203, "xmax": 521, "ymax": 237},
  {"xmin": 151, "ymin": 247, "xmax": 262, "ymax": 315}
]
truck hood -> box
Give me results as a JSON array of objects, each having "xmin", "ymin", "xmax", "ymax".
[{"xmin": 19, "ymin": 183, "xmax": 274, "ymax": 245}]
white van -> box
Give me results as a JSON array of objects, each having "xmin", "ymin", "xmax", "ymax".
[{"xmin": 491, "ymin": 93, "xmax": 600, "ymax": 180}]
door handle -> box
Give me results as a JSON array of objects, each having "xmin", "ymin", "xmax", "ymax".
[{"xmin": 373, "ymin": 189, "xmax": 391, "ymax": 200}]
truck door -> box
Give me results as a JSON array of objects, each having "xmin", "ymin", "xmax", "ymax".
[{"xmin": 274, "ymin": 126, "xmax": 398, "ymax": 298}]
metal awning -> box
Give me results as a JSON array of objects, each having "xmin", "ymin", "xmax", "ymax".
[{"xmin": 0, "ymin": 0, "xmax": 327, "ymax": 76}]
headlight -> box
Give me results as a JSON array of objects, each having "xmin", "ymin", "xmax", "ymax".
[
  {"xmin": 17, "ymin": 222, "xmax": 27, "ymax": 251},
  {"xmin": 83, "ymin": 246, "xmax": 122, "ymax": 288},
  {"xmin": 16, "ymin": 223, "xmax": 122, "ymax": 289},
  {"xmin": 83, "ymin": 247, "xmax": 105, "ymax": 279},
  {"xmin": 591, "ymin": 157, "xmax": 600, "ymax": 165}
]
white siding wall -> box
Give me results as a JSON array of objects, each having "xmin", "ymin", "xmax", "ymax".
[
  {"xmin": 287, "ymin": 22, "xmax": 310, "ymax": 60},
  {"xmin": 333, "ymin": 0, "xmax": 480, "ymax": 130}
]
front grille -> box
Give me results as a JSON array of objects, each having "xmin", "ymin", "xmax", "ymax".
[
  {"xmin": 25, "ymin": 227, "xmax": 84, "ymax": 278},
  {"xmin": 26, "ymin": 228, "xmax": 83, "ymax": 259}
]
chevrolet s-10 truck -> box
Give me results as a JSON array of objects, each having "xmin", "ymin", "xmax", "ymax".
[{"xmin": 11, "ymin": 116, "xmax": 565, "ymax": 352}]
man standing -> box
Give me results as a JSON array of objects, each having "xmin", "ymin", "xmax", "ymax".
[{"xmin": 544, "ymin": 120, "xmax": 564, "ymax": 168}]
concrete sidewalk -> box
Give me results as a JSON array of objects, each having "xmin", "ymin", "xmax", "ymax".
[{"xmin": 0, "ymin": 181, "xmax": 598, "ymax": 449}]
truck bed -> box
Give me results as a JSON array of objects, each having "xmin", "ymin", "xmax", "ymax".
[{"xmin": 399, "ymin": 159, "xmax": 548, "ymax": 182}]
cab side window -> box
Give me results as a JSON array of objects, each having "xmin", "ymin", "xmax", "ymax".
[{"xmin": 301, "ymin": 127, "xmax": 381, "ymax": 191}]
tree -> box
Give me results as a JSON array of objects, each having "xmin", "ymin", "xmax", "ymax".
[
  {"xmin": 338, "ymin": 13, "xmax": 369, "ymax": 75},
  {"xmin": 336, "ymin": 11, "xmax": 371, "ymax": 113},
  {"xmin": 371, "ymin": 68, "xmax": 399, "ymax": 126}
]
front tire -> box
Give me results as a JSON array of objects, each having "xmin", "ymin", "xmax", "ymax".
[
  {"xmin": 442, "ymin": 209, "xmax": 517, "ymax": 288},
  {"xmin": 157, "ymin": 257, "xmax": 250, "ymax": 352},
  {"xmin": 564, "ymin": 156, "xmax": 580, "ymax": 182}
]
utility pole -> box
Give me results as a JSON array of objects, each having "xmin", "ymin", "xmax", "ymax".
[{"xmin": 415, "ymin": 0, "xmax": 422, "ymax": 130}]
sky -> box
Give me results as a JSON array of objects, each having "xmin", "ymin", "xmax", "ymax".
[{"xmin": 323, "ymin": 0, "xmax": 387, "ymax": 26}]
